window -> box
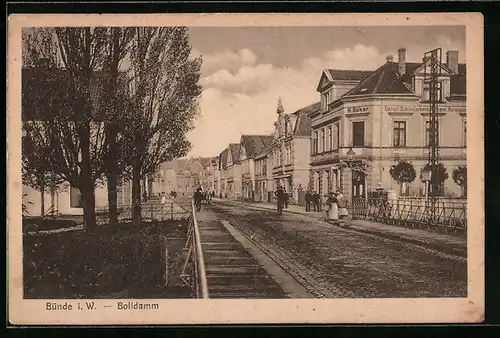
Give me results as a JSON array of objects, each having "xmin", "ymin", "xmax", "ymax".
[
  {"xmin": 425, "ymin": 120, "xmax": 440, "ymax": 147},
  {"xmin": 352, "ymin": 121, "xmax": 365, "ymax": 147},
  {"xmin": 393, "ymin": 121, "xmax": 407, "ymax": 147},
  {"xmin": 70, "ymin": 186, "xmax": 83, "ymax": 208},
  {"xmin": 320, "ymin": 128, "xmax": 325, "ymax": 153},
  {"xmin": 312, "ymin": 130, "xmax": 319, "ymax": 154},
  {"xmin": 423, "ymin": 81, "xmax": 443, "ymax": 102},
  {"xmin": 463, "ymin": 119, "xmax": 467, "ymax": 147},
  {"xmin": 334, "ymin": 123, "xmax": 340, "ymax": 149},
  {"xmin": 326, "ymin": 126, "xmax": 332, "ymax": 151},
  {"xmin": 321, "ymin": 90, "xmax": 331, "ymax": 111}
]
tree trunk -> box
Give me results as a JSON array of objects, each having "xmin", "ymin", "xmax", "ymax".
[
  {"xmin": 80, "ymin": 121, "xmax": 97, "ymax": 233},
  {"xmin": 40, "ymin": 185, "xmax": 45, "ymax": 218},
  {"xmin": 81, "ymin": 180, "xmax": 97, "ymax": 233},
  {"xmin": 132, "ymin": 159, "xmax": 142, "ymax": 227},
  {"xmin": 107, "ymin": 128, "xmax": 119, "ymax": 227}
]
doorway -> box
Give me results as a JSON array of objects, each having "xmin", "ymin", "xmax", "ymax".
[{"xmin": 352, "ymin": 171, "xmax": 366, "ymax": 199}]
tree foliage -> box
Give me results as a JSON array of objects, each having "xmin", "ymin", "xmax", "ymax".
[
  {"xmin": 452, "ymin": 166, "xmax": 467, "ymax": 196},
  {"xmin": 22, "ymin": 26, "xmax": 203, "ymax": 230},
  {"xmin": 125, "ymin": 27, "xmax": 202, "ymax": 225},
  {"xmin": 420, "ymin": 162, "xmax": 449, "ymax": 184},
  {"xmin": 389, "ymin": 160, "xmax": 417, "ymax": 185}
]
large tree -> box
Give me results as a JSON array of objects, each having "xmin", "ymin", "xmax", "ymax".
[
  {"xmin": 22, "ymin": 27, "xmax": 109, "ymax": 232},
  {"xmin": 126, "ymin": 27, "xmax": 202, "ymax": 226},
  {"xmin": 100, "ymin": 27, "xmax": 135, "ymax": 227}
]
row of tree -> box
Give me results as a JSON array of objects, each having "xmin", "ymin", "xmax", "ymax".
[
  {"xmin": 21, "ymin": 27, "xmax": 203, "ymax": 232},
  {"xmin": 389, "ymin": 161, "xmax": 467, "ymax": 197}
]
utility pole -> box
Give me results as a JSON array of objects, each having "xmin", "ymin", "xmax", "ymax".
[{"xmin": 423, "ymin": 48, "xmax": 442, "ymax": 227}]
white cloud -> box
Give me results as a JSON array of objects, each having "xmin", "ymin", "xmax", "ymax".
[{"xmin": 199, "ymin": 48, "xmax": 257, "ymax": 75}]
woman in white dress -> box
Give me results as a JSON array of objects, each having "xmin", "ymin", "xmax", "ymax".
[
  {"xmin": 326, "ymin": 192, "xmax": 339, "ymax": 221},
  {"xmin": 337, "ymin": 192, "xmax": 349, "ymax": 219}
]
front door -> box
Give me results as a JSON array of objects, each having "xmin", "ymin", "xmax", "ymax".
[{"xmin": 352, "ymin": 171, "xmax": 366, "ymax": 199}]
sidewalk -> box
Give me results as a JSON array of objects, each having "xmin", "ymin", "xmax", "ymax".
[{"xmin": 214, "ymin": 198, "xmax": 467, "ymax": 259}]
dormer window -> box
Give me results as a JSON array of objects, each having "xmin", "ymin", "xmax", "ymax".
[
  {"xmin": 422, "ymin": 81, "xmax": 443, "ymax": 102},
  {"xmin": 321, "ymin": 89, "xmax": 332, "ymax": 112}
]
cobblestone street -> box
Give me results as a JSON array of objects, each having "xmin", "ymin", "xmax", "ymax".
[{"xmin": 205, "ymin": 201, "xmax": 467, "ymax": 298}]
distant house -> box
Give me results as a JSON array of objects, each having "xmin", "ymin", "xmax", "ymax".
[
  {"xmin": 239, "ymin": 134, "xmax": 274, "ymax": 200},
  {"xmin": 150, "ymin": 157, "xmax": 213, "ymax": 197}
]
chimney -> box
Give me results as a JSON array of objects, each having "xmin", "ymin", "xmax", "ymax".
[
  {"xmin": 446, "ymin": 50, "xmax": 459, "ymax": 74},
  {"xmin": 397, "ymin": 48, "xmax": 406, "ymax": 75},
  {"xmin": 386, "ymin": 55, "xmax": 394, "ymax": 63}
]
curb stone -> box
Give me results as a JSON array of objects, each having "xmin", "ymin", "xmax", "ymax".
[{"xmin": 216, "ymin": 200, "xmax": 466, "ymax": 259}]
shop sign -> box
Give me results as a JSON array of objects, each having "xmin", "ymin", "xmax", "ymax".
[
  {"xmin": 384, "ymin": 105, "xmax": 466, "ymax": 114},
  {"xmin": 346, "ymin": 106, "xmax": 371, "ymax": 114}
]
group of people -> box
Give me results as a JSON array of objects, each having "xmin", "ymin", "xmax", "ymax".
[
  {"xmin": 324, "ymin": 191, "xmax": 349, "ymax": 221},
  {"xmin": 274, "ymin": 188, "xmax": 349, "ymax": 222},
  {"xmin": 273, "ymin": 186, "xmax": 291, "ymax": 215}
]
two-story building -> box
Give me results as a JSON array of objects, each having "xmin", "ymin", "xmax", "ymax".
[
  {"xmin": 269, "ymin": 98, "xmax": 320, "ymax": 205},
  {"xmin": 310, "ymin": 47, "xmax": 467, "ymax": 199},
  {"xmin": 239, "ymin": 135, "xmax": 275, "ymax": 200}
]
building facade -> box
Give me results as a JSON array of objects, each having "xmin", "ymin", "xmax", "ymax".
[
  {"xmin": 269, "ymin": 99, "xmax": 320, "ymax": 205},
  {"xmin": 310, "ymin": 48, "xmax": 467, "ymax": 200},
  {"xmin": 239, "ymin": 135, "xmax": 275, "ymax": 200}
]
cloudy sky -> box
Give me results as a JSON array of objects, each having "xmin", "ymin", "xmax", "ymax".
[{"xmin": 185, "ymin": 26, "xmax": 466, "ymax": 158}]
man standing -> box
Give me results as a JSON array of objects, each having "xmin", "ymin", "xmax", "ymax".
[
  {"xmin": 305, "ymin": 191, "xmax": 311, "ymax": 212},
  {"xmin": 312, "ymin": 191, "xmax": 320, "ymax": 212},
  {"xmin": 274, "ymin": 186, "xmax": 284, "ymax": 215}
]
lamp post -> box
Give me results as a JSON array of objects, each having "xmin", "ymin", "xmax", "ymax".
[{"xmin": 346, "ymin": 147, "xmax": 356, "ymax": 199}]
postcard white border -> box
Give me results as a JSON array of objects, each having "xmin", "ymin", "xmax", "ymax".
[{"xmin": 7, "ymin": 12, "xmax": 484, "ymax": 325}]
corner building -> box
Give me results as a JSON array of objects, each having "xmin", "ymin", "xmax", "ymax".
[{"xmin": 310, "ymin": 48, "xmax": 467, "ymax": 200}]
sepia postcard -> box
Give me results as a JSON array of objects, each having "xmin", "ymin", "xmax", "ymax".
[{"xmin": 7, "ymin": 13, "xmax": 484, "ymax": 325}]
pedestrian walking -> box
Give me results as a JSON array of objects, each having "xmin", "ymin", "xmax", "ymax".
[
  {"xmin": 284, "ymin": 192, "xmax": 289, "ymax": 209},
  {"xmin": 326, "ymin": 192, "xmax": 339, "ymax": 221},
  {"xmin": 193, "ymin": 187, "xmax": 203, "ymax": 212},
  {"xmin": 305, "ymin": 191, "xmax": 311, "ymax": 212}
]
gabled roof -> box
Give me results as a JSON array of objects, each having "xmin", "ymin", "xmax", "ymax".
[
  {"xmin": 219, "ymin": 148, "xmax": 229, "ymax": 169},
  {"xmin": 344, "ymin": 61, "xmax": 466, "ymax": 97},
  {"xmin": 229, "ymin": 143, "xmax": 241, "ymax": 164},
  {"xmin": 240, "ymin": 135, "xmax": 275, "ymax": 159},
  {"xmin": 327, "ymin": 69, "xmax": 373, "ymax": 82},
  {"xmin": 291, "ymin": 102, "xmax": 319, "ymax": 137}
]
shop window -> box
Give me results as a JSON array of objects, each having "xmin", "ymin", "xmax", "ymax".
[
  {"xmin": 70, "ymin": 186, "xmax": 83, "ymax": 208},
  {"xmin": 393, "ymin": 121, "xmax": 407, "ymax": 147},
  {"xmin": 425, "ymin": 120, "xmax": 440, "ymax": 147},
  {"xmin": 352, "ymin": 121, "xmax": 365, "ymax": 147}
]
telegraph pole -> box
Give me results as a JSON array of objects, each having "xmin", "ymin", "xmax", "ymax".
[{"xmin": 423, "ymin": 48, "xmax": 442, "ymax": 226}]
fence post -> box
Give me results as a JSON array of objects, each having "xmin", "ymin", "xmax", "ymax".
[{"xmin": 171, "ymin": 202, "xmax": 174, "ymax": 220}]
